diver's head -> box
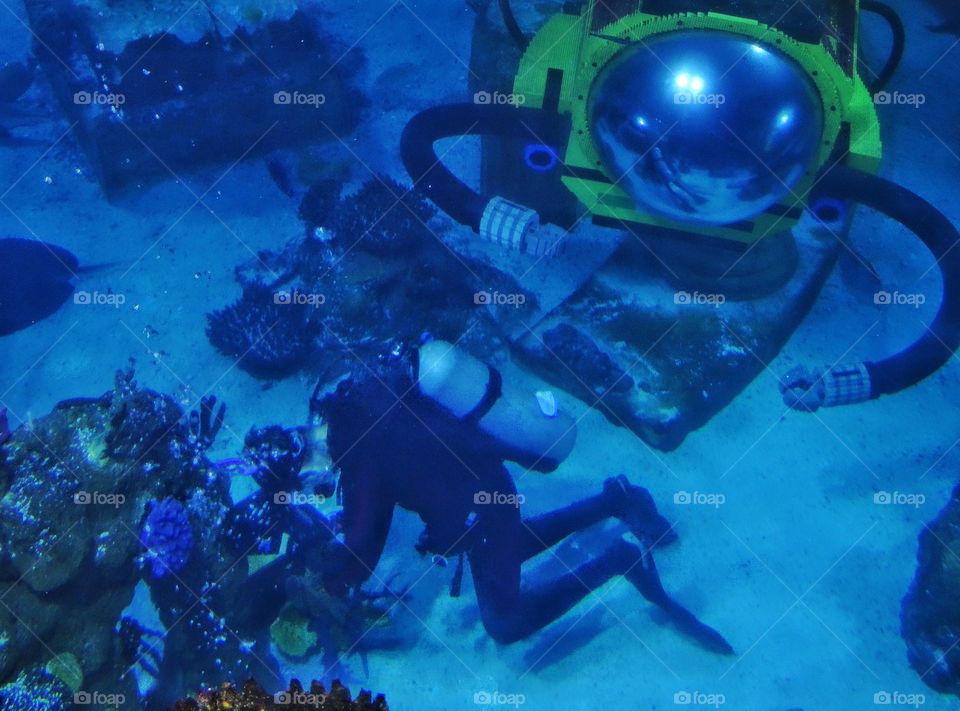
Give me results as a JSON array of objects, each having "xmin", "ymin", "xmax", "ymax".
[{"xmin": 588, "ymin": 31, "xmax": 824, "ymax": 225}]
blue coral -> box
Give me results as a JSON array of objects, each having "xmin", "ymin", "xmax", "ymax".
[{"xmin": 140, "ymin": 497, "xmax": 194, "ymax": 578}]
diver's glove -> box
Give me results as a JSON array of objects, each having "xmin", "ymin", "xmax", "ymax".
[{"xmin": 780, "ymin": 363, "xmax": 873, "ymax": 411}]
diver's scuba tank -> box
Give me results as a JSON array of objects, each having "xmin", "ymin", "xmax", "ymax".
[{"xmin": 415, "ymin": 339, "xmax": 576, "ymax": 472}]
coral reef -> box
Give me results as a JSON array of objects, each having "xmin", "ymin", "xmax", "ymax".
[
  {"xmin": 213, "ymin": 175, "xmax": 513, "ymax": 382},
  {"xmin": 206, "ymin": 283, "xmax": 320, "ymax": 379},
  {"xmin": 298, "ymin": 179, "xmax": 342, "ymax": 238},
  {"xmin": 0, "ymin": 368, "xmax": 239, "ymax": 703},
  {"xmin": 171, "ymin": 678, "xmax": 388, "ymax": 711},
  {"xmin": 140, "ymin": 497, "xmax": 195, "ymax": 579},
  {"xmin": 901, "ymin": 482, "xmax": 960, "ymax": 695},
  {"xmin": 270, "ymin": 606, "xmax": 318, "ymax": 659},
  {"xmin": 0, "ymin": 408, "xmax": 9, "ymax": 446},
  {"xmin": 326, "ymin": 175, "xmax": 437, "ymax": 256},
  {"xmin": 0, "ymin": 667, "xmax": 69, "ymax": 711},
  {"xmin": 244, "ymin": 425, "xmax": 307, "ymax": 494},
  {"xmin": 72, "ymin": 0, "xmax": 299, "ymax": 53},
  {"xmin": 0, "ymin": 353, "xmax": 402, "ymax": 707}
]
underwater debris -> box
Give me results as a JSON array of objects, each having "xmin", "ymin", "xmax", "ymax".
[
  {"xmin": 901, "ymin": 482, "xmax": 960, "ymax": 695},
  {"xmin": 139, "ymin": 497, "xmax": 194, "ymax": 579},
  {"xmin": 541, "ymin": 323, "xmax": 636, "ymax": 398},
  {"xmin": 171, "ymin": 678, "xmax": 388, "ymax": 711},
  {"xmin": 328, "ymin": 175, "xmax": 436, "ymax": 256},
  {"xmin": 206, "ymin": 283, "xmax": 319, "ymax": 379}
]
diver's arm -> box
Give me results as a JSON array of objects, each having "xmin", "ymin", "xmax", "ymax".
[{"xmin": 323, "ymin": 461, "xmax": 395, "ymax": 596}]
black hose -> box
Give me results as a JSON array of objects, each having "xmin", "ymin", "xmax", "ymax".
[
  {"xmin": 499, "ymin": 0, "xmax": 529, "ymax": 52},
  {"xmin": 813, "ymin": 165, "xmax": 960, "ymax": 398},
  {"xmin": 400, "ymin": 103, "xmax": 566, "ymax": 231},
  {"xmin": 860, "ymin": 0, "xmax": 906, "ymax": 93}
]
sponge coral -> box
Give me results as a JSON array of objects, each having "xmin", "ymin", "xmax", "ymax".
[
  {"xmin": 139, "ymin": 497, "xmax": 194, "ymax": 579},
  {"xmin": 329, "ymin": 176, "xmax": 436, "ymax": 256},
  {"xmin": 206, "ymin": 283, "xmax": 319, "ymax": 379}
]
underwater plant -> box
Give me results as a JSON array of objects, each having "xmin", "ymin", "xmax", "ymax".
[{"xmin": 206, "ymin": 283, "xmax": 319, "ymax": 379}]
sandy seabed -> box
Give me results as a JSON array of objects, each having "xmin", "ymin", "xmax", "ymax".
[{"xmin": 2, "ymin": 1, "xmax": 960, "ymax": 709}]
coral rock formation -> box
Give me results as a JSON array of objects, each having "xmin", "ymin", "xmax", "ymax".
[{"xmin": 902, "ymin": 482, "xmax": 960, "ymax": 695}]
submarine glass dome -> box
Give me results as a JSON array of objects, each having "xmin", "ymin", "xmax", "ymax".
[{"xmin": 588, "ymin": 31, "xmax": 825, "ymax": 225}]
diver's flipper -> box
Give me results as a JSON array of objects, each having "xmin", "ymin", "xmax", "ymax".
[{"xmin": 625, "ymin": 546, "xmax": 734, "ymax": 655}]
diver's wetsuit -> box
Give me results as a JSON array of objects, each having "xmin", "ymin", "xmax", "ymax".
[{"xmin": 318, "ymin": 351, "xmax": 732, "ymax": 651}]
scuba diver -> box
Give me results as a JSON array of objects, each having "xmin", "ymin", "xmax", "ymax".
[{"xmin": 314, "ymin": 338, "xmax": 733, "ymax": 653}]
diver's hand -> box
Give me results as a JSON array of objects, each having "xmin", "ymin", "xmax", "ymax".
[{"xmin": 779, "ymin": 365, "xmax": 826, "ymax": 411}]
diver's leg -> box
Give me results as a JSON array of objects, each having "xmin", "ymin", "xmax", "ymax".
[
  {"xmin": 470, "ymin": 527, "xmax": 639, "ymax": 643},
  {"xmin": 472, "ymin": 521, "xmax": 733, "ymax": 652},
  {"xmin": 516, "ymin": 475, "xmax": 677, "ymax": 561},
  {"xmin": 515, "ymin": 492, "xmax": 612, "ymax": 560}
]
